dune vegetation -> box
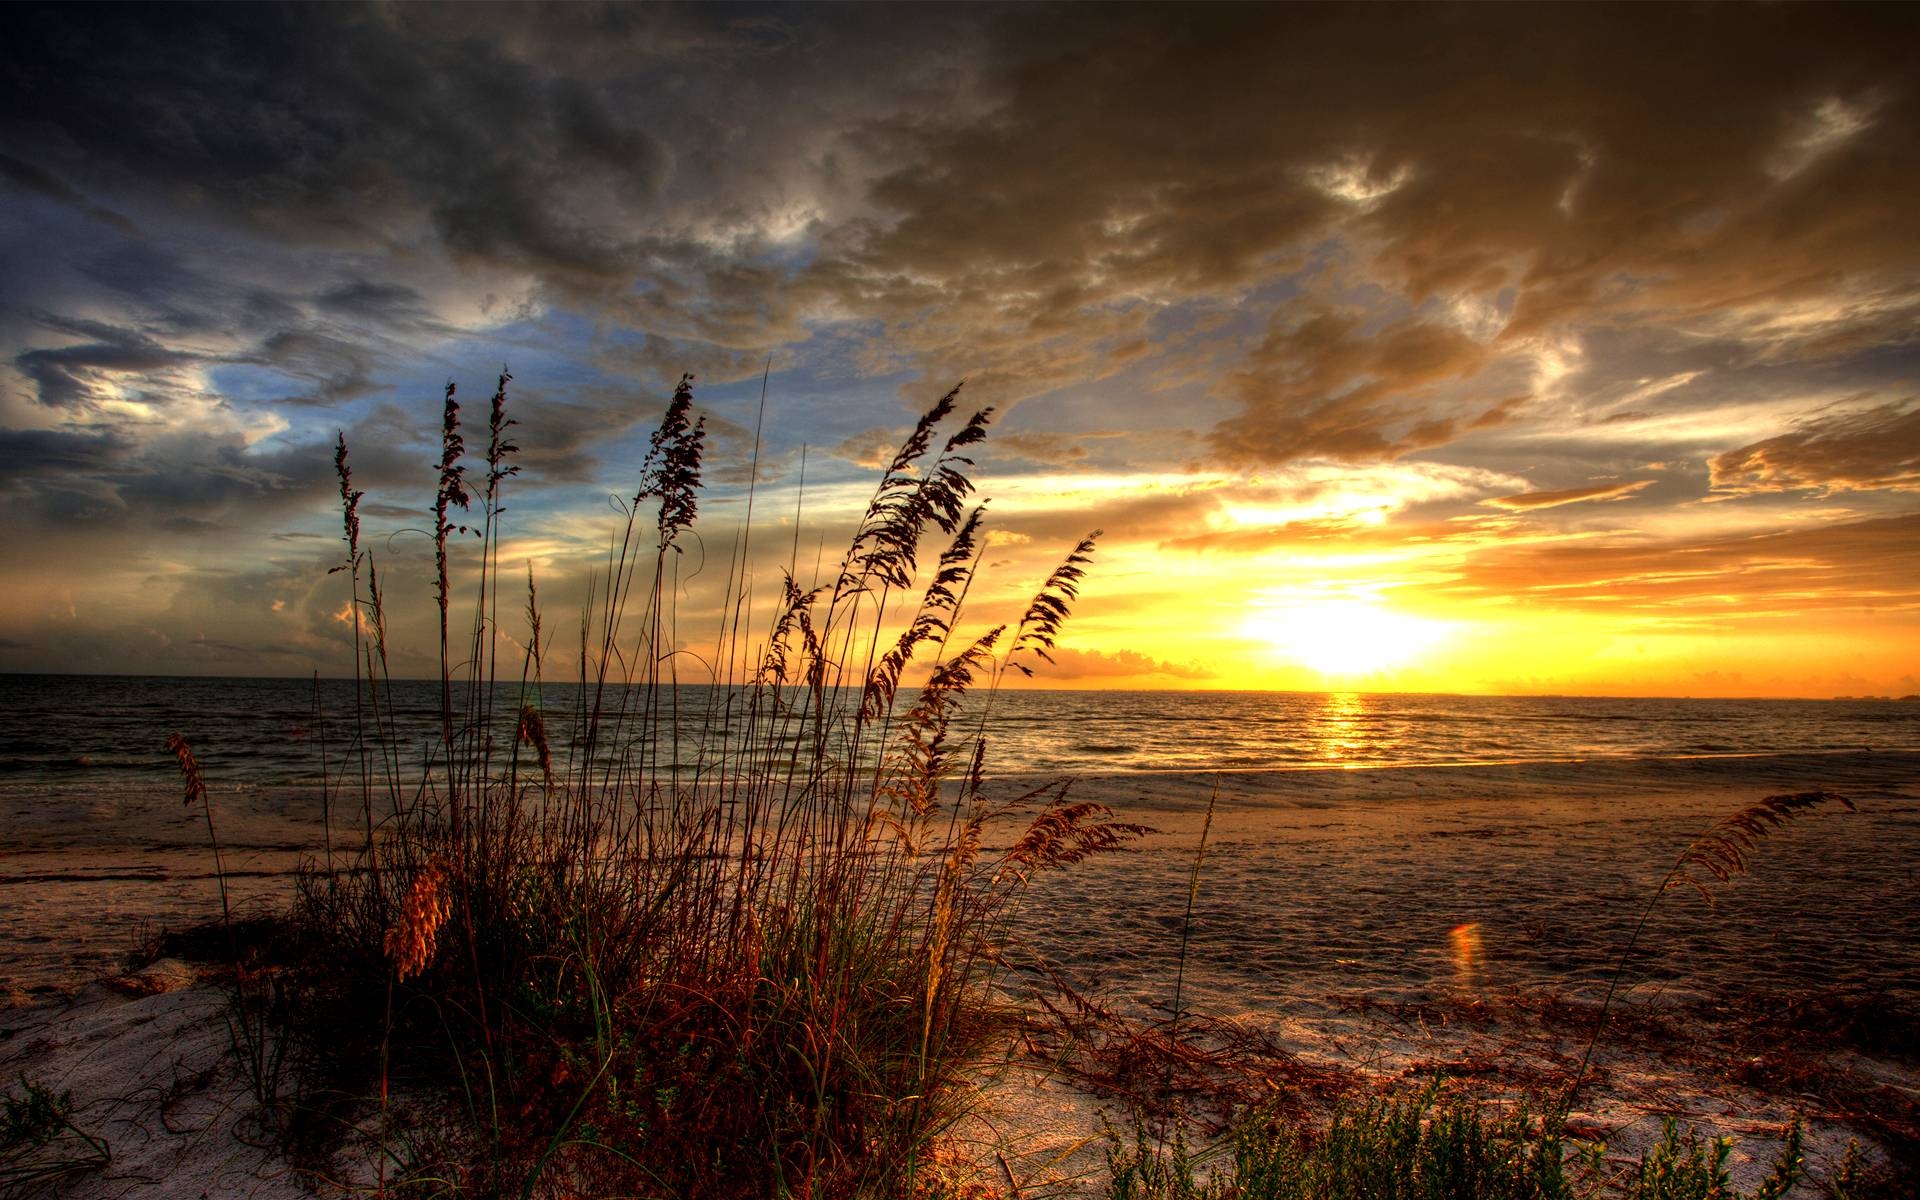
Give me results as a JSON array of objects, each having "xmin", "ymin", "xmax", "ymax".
[
  {"xmin": 163, "ymin": 373, "xmax": 1146, "ymax": 1197},
  {"xmin": 140, "ymin": 375, "xmax": 1899, "ymax": 1199}
]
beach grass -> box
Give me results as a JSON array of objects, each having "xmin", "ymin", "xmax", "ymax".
[
  {"xmin": 1, "ymin": 1073, "xmax": 111, "ymax": 1197},
  {"xmin": 142, "ymin": 373, "xmax": 1914, "ymax": 1199},
  {"xmin": 167, "ymin": 373, "xmax": 1145, "ymax": 1197},
  {"xmin": 1561, "ymin": 791, "xmax": 1859, "ymax": 1119},
  {"xmin": 1100, "ymin": 1091, "xmax": 1827, "ymax": 1200}
]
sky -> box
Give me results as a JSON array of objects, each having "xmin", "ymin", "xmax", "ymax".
[{"xmin": 2, "ymin": 2, "xmax": 1917, "ymax": 697}]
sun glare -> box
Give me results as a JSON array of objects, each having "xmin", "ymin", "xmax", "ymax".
[{"xmin": 1246, "ymin": 601, "xmax": 1449, "ymax": 678}]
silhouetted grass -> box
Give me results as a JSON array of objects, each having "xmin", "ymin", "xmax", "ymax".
[{"xmin": 170, "ymin": 372, "xmax": 1143, "ymax": 1197}]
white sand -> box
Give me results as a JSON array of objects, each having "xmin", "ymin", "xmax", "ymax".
[{"xmin": 0, "ymin": 967, "xmax": 307, "ymax": 1199}]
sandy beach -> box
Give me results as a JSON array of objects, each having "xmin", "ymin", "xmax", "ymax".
[
  {"xmin": 966, "ymin": 748, "xmax": 1920, "ymax": 1192},
  {"xmin": 1013, "ymin": 749, "xmax": 1920, "ymax": 1014},
  {"xmin": 5, "ymin": 748, "xmax": 1915, "ymax": 1194},
  {"xmin": 9, "ymin": 2, "xmax": 1920, "ymax": 1193}
]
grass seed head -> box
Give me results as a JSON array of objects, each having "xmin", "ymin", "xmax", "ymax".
[
  {"xmin": 166, "ymin": 732, "xmax": 207, "ymax": 808},
  {"xmin": 384, "ymin": 858, "xmax": 453, "ymax": 982},
  {"xmin": 1669, "ymin": 790, "xmax": 1856, "ymax": 902}
]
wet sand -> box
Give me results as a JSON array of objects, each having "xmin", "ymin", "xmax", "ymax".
[
  {"xmin": 0, "ymin": 780, "xmax": 324, "ymax": 1003},
  {"xmin": 3, "ymin": 749, "xmax": 1916, "ymax": 1193},
  {"xmin": 971, "ymin": 749, "xmax": 1920, "ymax": 1192},
  {"xmin": 1004, "ymin": 749, "xmax": 1920, "ymax": 1014}
]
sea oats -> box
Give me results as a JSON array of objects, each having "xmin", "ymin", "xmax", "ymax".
[{"xmin": 384, "ymin": 859, "xmax": 451, "ymax": 982}]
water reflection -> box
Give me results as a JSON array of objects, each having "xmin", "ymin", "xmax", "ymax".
[
  {"xmin": 3, "ymin": 676, "xmax": 1914, "ymax": 784},
  {"xmin": 1309, "ymin": 691, "xmax": 1370, "ymax": 764}
]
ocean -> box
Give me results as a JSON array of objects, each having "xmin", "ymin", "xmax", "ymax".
[
  {"xmin": 4, "ymin": 673, "xmax": 1917, "ymax": 786},
  {"xmin": 3, "ymin": 673, "xmax": 1918, "ymax": 1007}
]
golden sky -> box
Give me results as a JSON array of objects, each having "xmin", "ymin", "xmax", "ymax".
[{"xmin": 2, "ymin": 4, "xmax": 1917, "ymax": 697}]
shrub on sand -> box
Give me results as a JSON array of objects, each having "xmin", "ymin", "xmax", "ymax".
[
  {"xmin": 1103, "ymin": 1087, "xmax": 1818, "ymax": 1200},
  {"xmin": 184, "ymin": 373, "xmax": 1143, "ymax": 1197}
]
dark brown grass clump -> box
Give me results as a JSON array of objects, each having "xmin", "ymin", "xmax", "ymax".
[{"xmin": 196, "ymin": 373, "xmax": 1142, "ymax": 1198}]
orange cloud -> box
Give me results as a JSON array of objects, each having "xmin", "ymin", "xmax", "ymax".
[
  {"xmin": 1487, "ymin": 480, "xmax": 1653, "ymax": 510},
  {"xmin": 1442, "ymin": 513, "xmax": 1920, "ymax": 615},
  {"xmin": 1016, "ymin": 645, "xmax": 1214, "ymax": 683},
  {"xmin": 1710, "ymin": 402, "xmax": 1920, "ymax": 495}
]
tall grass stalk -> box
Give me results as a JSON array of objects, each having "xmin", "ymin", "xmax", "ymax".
[
  {"xmin": 232, "ymin": 373, "xmax": 1144, "ymax": 1197},
  {"xmin": 1169, "ymin": 781, "xmax": 1219, "ymax": 1045},
  {"xmin": 166, "ymin": 734, "xmax": 292, "ymax": 1118},
  {"xmin": 1560, "ymin": 791, "xmax": 1856, "ymax": 1117}
]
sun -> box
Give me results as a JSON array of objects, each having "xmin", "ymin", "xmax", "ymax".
[{"xmin": 1245, "ymin": 600, "xmax": 1449, "ymax": 678}]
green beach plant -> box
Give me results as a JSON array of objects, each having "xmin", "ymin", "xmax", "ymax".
[
  {"xmin": 0, "ymin": 1073, "xmax": 110, "ymax": 1198},
  {"xmin": 1102, "ymin": 1085, "xmax": 1582, "ymax": 1200},
  {"xmin": 188, "ymin": 372, "xmax": 1144, "ymax": 1197},
  {"xmin": 1100, "ymin": 1089, "xmax": 1825, "ymax": 1200}
]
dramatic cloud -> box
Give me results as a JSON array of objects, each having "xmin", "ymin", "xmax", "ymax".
[
  {"xmin": 1212, "ymin": 313, "xmax": 1489, "ymax": 465},
  {"xmin": 1445, "ymin": 513, "xmax": 1920, "ymax": 616},
  {"xmin": 14, "ymin": 318, "xmax": 201, "ymax": 410},
  {"xmin": 1710, "ymin": 402, "xmax": 1920, "ymax": 495},
  {"xmin": 1488, "ymin": 481, "xmax": 1654, "ymax": 511},
  {"xmin": 2, "ymin": 2, "xmax": 1916, "ymax": 692},
  {"xmin": 0, "ymin": 153, "xmax": 135, "ymax": 233}
]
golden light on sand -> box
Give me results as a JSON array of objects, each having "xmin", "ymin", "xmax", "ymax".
[
  {"xmin": 1245, "ymin": 600, "xmax": 1450, "ymax": 678},
  {"xmin": 1449, "ymin": 922, "xmax": 1484, "ymax": 989}
]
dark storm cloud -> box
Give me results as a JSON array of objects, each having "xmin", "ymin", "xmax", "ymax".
[
  {"xmin": 0, "ymin": 153, "xmax": 135, "ymax": 232},
  {"xmin": 314, "ymin": 279, "xmax": 438, "ymax": 329},
  {"xmin": 70, "ymin": 242, "xmax": 297, "ymax": 342},
  {"xmin": 114, "ymin": 434, "xmax": 340, "ymax": 520},
  {"xmin": 0, "ymin": 426, "xmax": 131, "ymax": 479},
  {"xmin": 1, "ymin": 4, "xmax": 673, "ymax": 273},
  {"xmin": 833, "ymin": 3, "xmax": 1918, "ymax": 446},
  {"xmin": 13, "ymin": 318, "xmax": 200, "ymax": 408},
  {"xmin": 1210, "ymin": 312, "xmax": 1489, "ymax": 465},
  {"xmin": 73, "ymin": 242, "xmax": 383, "ymax": 367},
  {"xmin": 0, "ymin": 416, "xmax": 399, "ymax": 541},
  {"xmin": 12, "ymin": 3, "xmax": 1914, "ymax": 437},
  {"xmin": 1710, "ymin": 402, "xmax": 1920, "ymax": 495}
]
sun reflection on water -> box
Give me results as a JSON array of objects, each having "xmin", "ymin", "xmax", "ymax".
[{"xmin": 1310, "ymin": 691, "xmax": 1370, "ymax": 765}]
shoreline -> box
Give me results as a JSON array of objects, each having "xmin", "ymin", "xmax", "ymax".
[
  {"xmin": 3, "ymin": 748, "xmax": 1915, "ymax": 1193},
  {"xmin": 5, "ymin": 749, "xmax": 1917, "ymax": 1002}
]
